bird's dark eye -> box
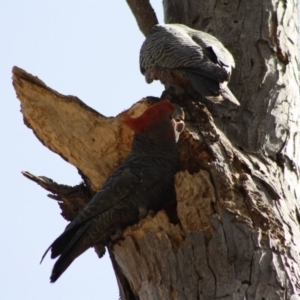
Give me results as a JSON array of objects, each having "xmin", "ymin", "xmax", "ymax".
[{"xmin": 170, "ymin": 114, "xmax": 173, "ymax": 120}]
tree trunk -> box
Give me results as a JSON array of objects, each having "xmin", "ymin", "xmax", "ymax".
[{"xmin": 13, "ymin": 0, "xmax": 300, "ymax": 299}]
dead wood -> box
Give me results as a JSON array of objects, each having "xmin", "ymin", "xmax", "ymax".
[{"xmin": 13, "ymin": 65, "xmax": 300, "ymax": 299}]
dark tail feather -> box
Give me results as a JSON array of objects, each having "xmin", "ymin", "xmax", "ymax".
[
  {"xmin": 186, "ymin": 72, "xmax": 240, "ymax": 106},
  {"xmin": 185, "ymin": 72, "xmax": 222, "ymax": 99},
  {"xmin": 220, "ymin": 84, "xmax": 240, "ymax": 106},
  {"xmin": 40, "ymin": 223, "xmax": 82, "ymax": 264},
  {"xmin": 50, "ymin": 220, "xmax": 94, "ymax": 282}
]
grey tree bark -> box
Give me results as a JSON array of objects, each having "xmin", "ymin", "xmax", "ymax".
[{"xmin": 14, "ymin": 0, "xmax": 300, "ymax": 299}]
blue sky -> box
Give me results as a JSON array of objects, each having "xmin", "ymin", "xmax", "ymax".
[
  {"xmin": 2, "ymin": 2, "xmax": 299, "ymax": 300},
  {"xmin": 1, "ymin": 1, "xmax": 163, "ymax": 299}
]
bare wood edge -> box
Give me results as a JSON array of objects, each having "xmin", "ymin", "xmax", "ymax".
[
  {"xmin": 125, "ymin": 0, "xmax": 158, "ymax": 37},
  {"xmin": 14, "ymin": 66, "xmax": 300, "ymax": 298},
  {"xmin": 12, "ymin": 66, "xmax": 154, "ymax": 192},
  {"xmin": 12, "ymin": 66, "xmax": 103, "ymax": 118},
  {"xmin": 21, "ymin": 171, "xmax": 91, "ymax": 221}
]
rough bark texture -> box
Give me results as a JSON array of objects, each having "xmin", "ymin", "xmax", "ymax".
[
  {"xmin": 126, "ymin": 0, "xmax": 158, "ymax": 36},
  {"xmin": 13, "ymin": 0, "xmax": 300, "ymax": 299}
]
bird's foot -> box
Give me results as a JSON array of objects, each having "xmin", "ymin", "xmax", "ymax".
[
  {"xmin": 147, "ymin": 209, "xmax": 156, "ymax": 217},
  {"xmin": 138, "ymin": 206, "xmax": 148, "ymax": 219},
  {"xmin": 110, "ymin": 227, "xmax": 124, "ymax": 242},
  {"xmin": 186, "ymin": 90, "xmax": 199, "ymax": 100},
  {"xmin": 161, "ymin": 86, "xmax": 180, "ymax": 101},
  {"xmin": 138, "ymin": 206, "xmax": 155, "ymax": 219}
]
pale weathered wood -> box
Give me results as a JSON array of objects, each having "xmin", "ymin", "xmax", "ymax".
[
  {"xmin": 13, "ymin": 66, "xmax": 153, "ymax": 192},
  {"xmin": 14, "ymin": 64, "xmax": 300, "ymax": 298}
]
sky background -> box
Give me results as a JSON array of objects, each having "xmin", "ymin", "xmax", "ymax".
[
  {"xmin": 1, "ymin": 2, "xmax": 299, "ymax": 300},
  {"xmin": 1, "ymin": 1, "xmax": 163, "ymax": 299}
]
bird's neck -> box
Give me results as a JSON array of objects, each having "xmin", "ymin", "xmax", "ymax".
[{"xmin": 130, "ymin": 132, "xmax": 178, "ymax": 159}]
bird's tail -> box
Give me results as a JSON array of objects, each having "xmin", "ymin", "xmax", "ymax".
[
  {"xmin": 185, "ymin": 72, "xmax": 240, "ymax": 106},
  {"xmin": 185, "ymin": 72, "xmax": 222, "ymax": 101},
  {"xmin": 220, "ymin": 83, "xmax": 240, "ymax": 106},
  {"xmin": 41, "ymin": 220, "xmax": 95, "ymax": 283}
]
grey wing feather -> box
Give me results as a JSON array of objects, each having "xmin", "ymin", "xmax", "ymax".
[
  {"xmin": 140, "ymin": 25, "xmax": 205, "ymax": 72},
  {"xmin": 188, "ymin": 28, "xmax": 235, "ymax": 68}
]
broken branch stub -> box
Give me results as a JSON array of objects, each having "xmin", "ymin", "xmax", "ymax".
[{"xmin": 13, "ymin": 66, "xmax": 152, "ymax": 192}]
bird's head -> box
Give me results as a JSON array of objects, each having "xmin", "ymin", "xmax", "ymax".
[{"xmin": 123, "ymin": 100, "xmax": 185, "ymax": 144}]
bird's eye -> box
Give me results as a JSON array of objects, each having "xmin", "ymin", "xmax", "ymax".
[{"xmin": 170, "ymin": 114, "xmax": 173, "ymax": 120}]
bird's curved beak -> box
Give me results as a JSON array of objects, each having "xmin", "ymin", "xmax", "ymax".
[{"xmin": 171, "ymin": 104, "xmax": 185, "ymax": 142}]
